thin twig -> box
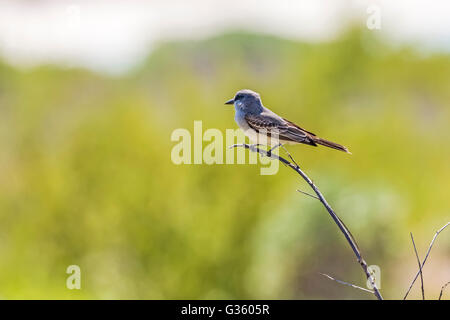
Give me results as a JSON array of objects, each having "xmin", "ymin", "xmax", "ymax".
[
  {"xmin": 230, "ymin": 143, "xmax": 383, "ymax": 300},
  {"xmin": 410, "ymin": 233, "xmax": 425, "ymax": 300},
  {"xmin": 438, "ymin": 281, "xmax": 450, "ymax": 300},
  {"xmin": 404, "ymin": 222, "xmax": 450, "ymax": 300},
  {"xmin": 279, "ymin": 144, "xmax": 300, "ymax": 168},
  {"xmin": 297, "ymin": 189, "xmax": 319, "ymax": 200},
  {"xmin": 320, "ymin": 273, "xmax": 374, "ymax": 294}
]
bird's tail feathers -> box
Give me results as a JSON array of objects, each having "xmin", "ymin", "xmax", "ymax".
[{"xmin": 312, "ymin": 137, "xmax": 351, "ymax": 154}]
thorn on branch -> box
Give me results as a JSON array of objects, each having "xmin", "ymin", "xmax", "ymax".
[
  {"xmin": 320, "ymin": 273, "xmax": 374, "ymax": 294},
  {"xmin": 296, "ymin": 189, "xmax": 319, "ymax": 200}
]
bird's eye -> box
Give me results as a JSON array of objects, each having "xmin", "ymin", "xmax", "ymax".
[{"xmin": 235, "ymin": 94, "xmax": 242, "ymax": 100}]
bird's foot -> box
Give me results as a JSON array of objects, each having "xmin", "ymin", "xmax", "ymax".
[
  {"xmin": 266, "ymin": 143, "xmax": 282, "ymax": 157},
  {"xmin": 247, "ymin": 144, "xmax": 263, "ymax": 152}
]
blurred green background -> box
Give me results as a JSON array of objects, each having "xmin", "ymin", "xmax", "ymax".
[{"xmin": 0, "ymin": 28, "xmax": 449, "ymax": 299}]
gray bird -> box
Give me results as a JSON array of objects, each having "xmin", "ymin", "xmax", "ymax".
[{"xmin": 225, "ymin": 89, "xmax": 350, "ymax": 153}]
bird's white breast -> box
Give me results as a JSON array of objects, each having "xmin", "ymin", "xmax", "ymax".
[{"xmin": 234, "ymin": 111, "xmax": 258, "ymax": 143}]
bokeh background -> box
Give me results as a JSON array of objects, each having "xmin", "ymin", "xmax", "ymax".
[{"xmin": 0, "ymin": 0, "xmax": 449, "ymax": 299}]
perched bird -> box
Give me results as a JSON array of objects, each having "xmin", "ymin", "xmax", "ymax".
[{"xmin": 225, "ymin": 89, "xmax": 350, "ymax": 153}]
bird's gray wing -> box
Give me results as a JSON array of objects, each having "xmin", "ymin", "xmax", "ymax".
[
  {"xmin": 245, "ymin": 112, "xmax": 316, "ymax": 145},
  {"xmin": 244, "ymin": 112, "xmax": 286, "ymax": 131}
]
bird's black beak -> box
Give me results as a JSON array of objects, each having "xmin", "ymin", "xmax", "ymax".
[{"xmin": 224, "ymin": 98, "xmax": 234, "ymax": 105}]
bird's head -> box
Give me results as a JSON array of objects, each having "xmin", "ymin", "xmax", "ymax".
[{"xmin": 225, "ymin": 89, "xmax": 263, "ymax": 113}]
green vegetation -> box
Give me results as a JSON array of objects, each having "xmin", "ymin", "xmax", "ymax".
[{"xmin": 0, "ymin": 29, "xmax": 449, "ymax": 299}]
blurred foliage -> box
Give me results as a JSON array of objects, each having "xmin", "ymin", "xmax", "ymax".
[{"xmin": 0, "ymin": 28, "xmax": 449, "ymax": 299}]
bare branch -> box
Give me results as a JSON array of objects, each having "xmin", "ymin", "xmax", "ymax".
[
  {"xmin": 231, "ymin": 143, "xmax": 383, "ymax": 300},
  {"xmin": 404, "ymin": 222, "xmax": 450, "ymax": 300},
  {"xmin": 320, "ymin": 273, "xmax": 374, "ymax": 294},
  {"xmin": 410, "ymin": 233, "xmax": 425, "ymax": 300},
  {"xmin": 438, "ymin": 281, "xmax": 450, "ymax": 300}
]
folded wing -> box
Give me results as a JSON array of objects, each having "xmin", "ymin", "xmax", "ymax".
[{"xmin": 244, "ymin": 113, "xmax": 316, "ymax": 146}]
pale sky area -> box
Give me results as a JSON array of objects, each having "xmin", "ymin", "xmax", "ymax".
[{"xmin": 0, "ymin": 0, "xmax": 449, "ymax": 74}]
